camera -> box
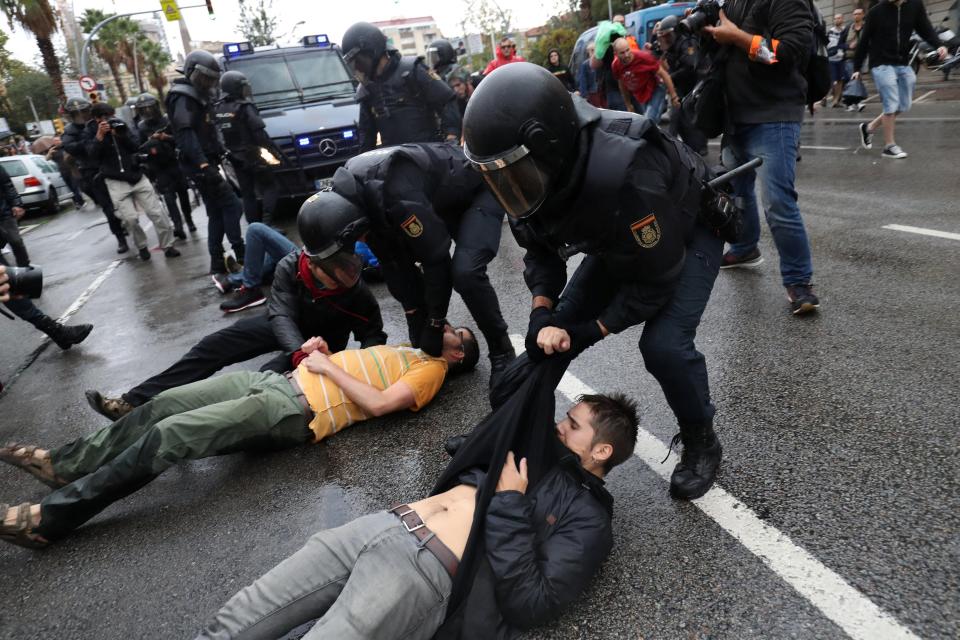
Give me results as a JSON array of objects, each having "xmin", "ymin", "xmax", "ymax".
[
  {"xmin": 678, "ymin": 0, "xmax": 724, "ymax": 35},
  {"xmin": 108, "ymin": 117, "xmax": 127, "ymax": 130},
  {"xmin": 4, "ymin": 265, "xmax": 43, "ymax": 298}
]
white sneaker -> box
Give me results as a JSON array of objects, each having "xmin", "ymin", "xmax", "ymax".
[{"xmin": 882, "ymin": 144, "xmax": 908, "ymax": 159}]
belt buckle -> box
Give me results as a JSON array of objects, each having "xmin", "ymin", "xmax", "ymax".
[{"xmin": 396, "ymin": 508, "xmax": 425, "ymax": 533}]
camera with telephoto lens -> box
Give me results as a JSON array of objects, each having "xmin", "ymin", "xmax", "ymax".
[
  {"xmin": 107, "ymin": 118, "xmax": 127, "ymax": 130},
  {"xmin": 4, "ymin": 265, "xmax": 43, "ymax": 298},
  {"xmin": 678, "ymin": 0, "xmax": 724, "ymax": 35}
]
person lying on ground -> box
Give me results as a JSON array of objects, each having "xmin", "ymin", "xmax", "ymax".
[
  {"xmin": 193, "ymin": 392, "xmax": 638, "ymax": 640},
  {"xmin": 0, "ymin": 327, "xmax": 479, "ymax": 548}
]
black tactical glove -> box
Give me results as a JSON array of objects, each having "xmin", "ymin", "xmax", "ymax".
[
  {"xmin": 525, "ymin": 306, "xmax": 554, "ymax": 362},
  {"xmin": 566, "ymin": 320, "xmax": 604, "ymax": 355},
  {"xmin": 199, "ymin": 164, "xmax": 224, "ymax": 188},
  {"xmin": 419, "ymin": 320, "xmax": 446, "ymax": 357}
]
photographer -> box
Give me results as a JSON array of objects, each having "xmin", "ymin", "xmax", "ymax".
[
  {"xmin": 703, "ymin": 0, "xmax": 820, "ymax": 315},
  {"xmin": 84, "ymin": 102, "xmax": 180, "ymax": 261}
]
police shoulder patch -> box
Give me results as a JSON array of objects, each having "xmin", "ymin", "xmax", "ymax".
[
  {"xmin": 630, "ymin": 214, "xmax": 661, "ymax": 249},
  {"xmin": 401, "ymin": 214, "xmax": 424, "ymax": 238}
]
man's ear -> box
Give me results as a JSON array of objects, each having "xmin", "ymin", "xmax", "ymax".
[{"xmin": 592, "ymin": 442, "xmax": 613, "ymax": 467}]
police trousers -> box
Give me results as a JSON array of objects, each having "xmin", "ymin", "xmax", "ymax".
[{"xmin": 195, "ymin": 174, "xmax": 244, "ymax": 260}]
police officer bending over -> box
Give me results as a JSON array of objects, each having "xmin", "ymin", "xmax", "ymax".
[
  {"xmin": 215, "ymin": 70, "xmax": 284, "ymax": 227},
  {"xmin": 135, "ymin": 92, "xmax": 196, "ymax": 238},
  {"xmin": 465, "ymin": 63, "xmax": 731, "ymax": 499},
  {"xmin": 314, "ymin": 143, "xmax": 515, "ymax": 384},
  {"xmin": 659, "ymin": 15, "xmax": 708, "ymax": 155},
  {"xmin": 342, "ymin": 21, "xmax": 462, "ymax": 152},
  {"xmin": 166, "ymin": 50, "xmax": 246, "ymax": 274}
]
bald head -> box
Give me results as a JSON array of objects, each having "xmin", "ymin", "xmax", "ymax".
[{"xmin": 613, "ymin": 37, "xmax": 634, "ymax": 64}]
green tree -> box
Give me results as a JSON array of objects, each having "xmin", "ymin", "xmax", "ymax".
[
  {"xmin": 528, "ymin": 27, "xmax": 580, "ymax": 67},
  {"xmin": 80, "ymin": 9, "xmax": 130, "ymax": 102},
  {"xmin": 0, "ymin": 0, "xmax": 65, "ymax": 102},
  {"xmin": 238, "ymin": 0, "xmax": 278, "ymax": 47},
  {"xmin": 2, "ymin": 62, "xmax": 59, "ymax": 133},
  {"xmin": 140, "ymin": 39, "xmax": 172, "ymax": 100}
]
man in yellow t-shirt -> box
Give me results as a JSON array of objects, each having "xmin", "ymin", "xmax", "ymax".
[{"xmin": 0, "ymin": 326, "xmax": 479, "ymax": 548}]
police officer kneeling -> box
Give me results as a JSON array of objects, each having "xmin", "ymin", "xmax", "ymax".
[{"xmin": 465, "ymin": 63, "xmax": 730, "ymax": 499}]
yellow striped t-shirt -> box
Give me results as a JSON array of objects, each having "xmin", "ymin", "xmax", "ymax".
[{"xmin": 295, "ymin": 345, "xmax": 448, "ymax": 442}]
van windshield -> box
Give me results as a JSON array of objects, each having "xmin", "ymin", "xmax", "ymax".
[{"xmin": 229, "ymin": 50, "xmax": 355, "ymax": 108}]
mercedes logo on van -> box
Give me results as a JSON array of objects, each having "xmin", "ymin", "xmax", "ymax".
[{"xmin": 318, "ymin": 138, "xmax": 338, "ymax": 157}]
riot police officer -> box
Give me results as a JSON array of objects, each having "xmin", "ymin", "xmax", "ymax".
[
  {"xmin": 659, "ymin": 15, "xmax": 707, "ymax": 155},
  {"xmin": 214, "ymin": 71, "xmax": 284, "ymax": 227},
  {"xmin": 425, "ymin": 38, "xmax": 461, "ymax": 82},
  {"xmin": 464, "ymin": 63, "xmax": 728, "ymax": 499},
  {"xmin": 135, "ymin": 92, "xmax": 195, "ymax": 238},
  {"xmin": 61, "ymin": 97, "xmax": 128, "ymax": 254},
  {"xmin": 317, "ymin": 142, "xmax": 515, "ymax": 383},
  {"xmin": 165, "ymin": 49, "xmax": 245, "ymax": 274},
  {"xmin": 341, "ymin": 22, "xmax": 462, "ymax": 152}
]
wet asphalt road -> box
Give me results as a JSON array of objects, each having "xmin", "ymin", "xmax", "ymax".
[{"xmin": 1, "ymin": 100, "xmax": 958, "ymax": 640}]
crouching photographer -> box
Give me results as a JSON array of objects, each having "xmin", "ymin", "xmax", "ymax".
[
  {"xmin": 686, "ymin": 0, "xmax": 821, "ymax": 315},
  {"xmin": 0, "ymin": 261, "xmax": 93, "ymax": 349}
]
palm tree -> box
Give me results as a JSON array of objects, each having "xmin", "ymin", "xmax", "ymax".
[
  {"xmin": 0, "ymin": 0, "xmax": 65, "ymax": 102},
  {"xmin": 79, "ymin": 9, "xmax": 129, "ymax": 102},
  {"xmin": 140, "ymin": 39, "xmax": 172, "ymax": 100},
  {"xmin": 114, "ymin": 18, "xmax": 146, "ymax": 94}
]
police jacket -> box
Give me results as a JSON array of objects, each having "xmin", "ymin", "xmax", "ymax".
[
  {"xmin": 511, "ymin": 101, "xmax": 709, "ymax": 335},
  {"xmin": 665, "ymin": 34, "xmax": 701, "ymax": 96},
  {"xmin": 61, "ymin": 122, "xmax": 96, "ymax": 173},
  {"xmin": 337, "ymin": 142, "xmax": 484, "ymax": 321},
  {"xmin": 136, "ymin": 116, "xmax": 180, "ymax": 181},
  {"xmin": 213, "ymin": 97, "xmax": 279, "ymax": 166},
  {"xmin": 165, "ymin": 78, "xmax": 224, "ymax": 173},
  {"xmin": 83, "ymin": 119, "xmax": 144, "ymax": 184},
  {"xmin": 267, "ymin": 251, "xmax": 387, "ymax": 359},
  {"xmin": 0, "ymin": 164, "xmax": 23, "ymax": 217},
  {"xmin": 357, "ymin": 50, "xmax": 462, "ymax": 152}
]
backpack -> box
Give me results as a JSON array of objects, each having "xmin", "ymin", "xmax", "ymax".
[{"xmin": 804, "ymin": 0, "xmax": 832, "ymax": 104}]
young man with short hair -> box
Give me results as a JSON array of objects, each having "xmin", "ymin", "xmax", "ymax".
[
  {"xmin": 194, "ymin": 393, "xmax": 638, "ymax": 640},
  {"xmin": 0, "ymin": 327, "xmax": 479, "ymax": 547}
]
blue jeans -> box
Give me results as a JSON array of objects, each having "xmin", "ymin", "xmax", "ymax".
[
  {"xmin": 723, "ymin": 122, "xmax": 814, "ymax": 286},
  {"xmin": 645, "ymin": 83, "xmax": 667, "ymax": 122},
  {"xmin": 872, "ymin": 64, "xmax": 916, "ymax": 114},
  {"xmin": 227, "ymin": 222, "xmax": 297, "ymax": 289}
]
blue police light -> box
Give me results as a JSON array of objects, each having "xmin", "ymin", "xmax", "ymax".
[
  {"xmin": 298, "ymin": 137, "xmax": 311, "ymax": 147},
  {"xmin": 301, "ymin": 34, "xmax": 330, "ymax": 48},
  {"xmin": 342, "ymin": 130, "xmax": 354, "ymax": 139},
  {"xmin": 223, "ymin": 42, "xmax": 253, "ymax": 58}
]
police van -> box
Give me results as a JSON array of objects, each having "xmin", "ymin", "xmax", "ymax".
[{"xmin": 219, "ymin": 35, "xmax": 360, "ymax": 199}]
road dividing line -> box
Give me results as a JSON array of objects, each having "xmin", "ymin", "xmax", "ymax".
[
  {"xmin": 509, "ymin": 335, "xmax": 921, "ymax": 640},
  {"xmin": 883, "ymin": 224, "xmax": 960, "ymax": 242},
  {"xmin": 913, "ymin": 90, "xmax": 936, "ymax": 103}
]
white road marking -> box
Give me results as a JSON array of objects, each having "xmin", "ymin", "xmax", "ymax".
[
  {"xmin": 18, "ymin": 224, "xmax": 40, "ymax": 235},
  {"xmin": 913, "ymin": 90, "xmax": 936, "ymax": 103},
  {"xmin": 883, "ymin": 224, "xmax": 960, "ymax": 242},
  {"xmin": 509, "ymin": 335, "xmax": 921, "ymax": 640}
]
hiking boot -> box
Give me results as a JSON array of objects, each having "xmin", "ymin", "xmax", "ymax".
[
  {"xmin": 84, "ymin": 390, "xmax": 133, "ymax": 421},
  {"xmin": 33, "ymin": 315, "xmax": 93, "ymax": 350},
  {"xmin": 164, "ymin": 246, "xmax": 181, "ymax": 258},
  {"xmin": 720, "ymin": 248, "xmax": 763, "ymax": 269},
  {"xmin": 211, "ymin": 273, "xmax": 236, "ymax": 294},
  {"xmin": 669, "ymin": 423, "xmax": 722, "ymax": 500},
  {"xmin": 220, "ymin": 286, "xmax": 266, "ymax": 313},
  {"xmin": 786, "ymin": 284, "xmax": 820, "ymax": 315},
  {"xmin": 882, "ymin": 144, "xmax": 908, "ymax": 159},
  {"xmin": 858, "ymin": 122, "xmax": 873, "ymax": 149},
  {"xmin": 138, "ymin": 247, "xmax": 151, "ymax": 261}
]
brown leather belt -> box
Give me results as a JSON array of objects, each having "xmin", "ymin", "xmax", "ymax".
[
  {"xmin": 389, "ymin": 503, "xmax": 459, "ymax": 578},
  {"xmin": 285, "ymin": 372, "xmax": 314, "ymax": 425}
]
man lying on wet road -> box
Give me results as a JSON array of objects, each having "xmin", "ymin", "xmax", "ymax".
[
  {"xmin": 193, "ymin": 393, "xmax": 638, "ymax": 640},
  {"xmin": 0, "ymin": 328, "xmax": 478, "ymax": 548}
]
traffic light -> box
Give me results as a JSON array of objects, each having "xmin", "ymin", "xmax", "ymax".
[
  {"xmin": 53, "ymin": 118, "xmax": 64, "ymax": 134},
  {"xmin": 205, "ymin": 0, "xmax": 214, "ymax": 14}
]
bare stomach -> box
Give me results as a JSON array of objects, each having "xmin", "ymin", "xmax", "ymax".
[{"xmin": 407, "ymin": 484, "xmax": 477, "ymax": 560}]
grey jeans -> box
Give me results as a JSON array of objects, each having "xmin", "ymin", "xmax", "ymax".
[{"xmin": 196, "ymin": 511, "xmax": 453, "ymax": 640}]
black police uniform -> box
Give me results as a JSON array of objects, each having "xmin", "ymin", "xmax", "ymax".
[
  {"xmin": 165, "ymin": 78, "xmax": 245, "ymax": 272},
  {"xmin": 61, "ymin": 121, "xmax": 125, "ymax": 239},
  {"xmin": 335, "ymin": 142, "xmax": 512, "ymax": 357},
  {"xmin": 357, "ymin": 50, "xmax": 462, "ymax": 152},
  {"xmin": 137, "ymin": 115, "xmax": 195, "ymax": 234},
  {"xmin": 214, "ymin": 96, "xmax": 282, "ymax": 226},
  {"xmin": 665, "ymin": 33, "xmax": 707, "ymax": 153}
]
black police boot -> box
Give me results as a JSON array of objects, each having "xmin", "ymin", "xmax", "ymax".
[
  {"xmin": 488, "ymin": 336, "xmax": 517, "ymax": 389},
  {"xmin": 669, "ymin": 422, "xmax": 722, "ymax": 500},
  {"xmin": 33, "ymin": 315, "xmax": 93, "ymax": 350},
  {"xmin": 210, "ymin": 253, "xmax": 227, "ymax": 275},
  {"xmin": 116, "ymin": 233, "xmax": 129, "ymax": 254}
]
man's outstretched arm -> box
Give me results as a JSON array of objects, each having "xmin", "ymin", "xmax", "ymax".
[{"xmin": 301, "ymin": 351, "xmax": 415, "ymax": 417}]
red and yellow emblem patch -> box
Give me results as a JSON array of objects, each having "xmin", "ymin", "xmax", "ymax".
[
  {"xmin": 401, "ymin": 214, "xmax": 424, "ymax": 238},
  {"xmin": 630, "ymin": 214, "xmax": 661, "ymax": 248}
]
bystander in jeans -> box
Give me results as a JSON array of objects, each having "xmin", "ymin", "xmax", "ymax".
[
  {"xmin": 827, "ymin": 14, "xmax": 849, "ymax": 108},
  {"xmin": 212, "ymin": 222, "xmax": 297, "ymax": 313},
  {"xmin": 841, "ymin": 8, "xmax": 867, "ymax": 111}
]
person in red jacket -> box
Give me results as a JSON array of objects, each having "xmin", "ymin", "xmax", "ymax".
[{"xmin": 483, "ymin": 37, "xmax": 525, "ymax": 75}]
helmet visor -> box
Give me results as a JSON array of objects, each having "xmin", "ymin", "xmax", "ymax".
[
  {"xmin": 465, "ymin": 145, "xmax": 550, "ymax": 219},
  {"xmin": 190, "ymin": 64, "xmax": 221, "ymax": 93},
  {"xmin": 306, "ymin": 248, "xmax": 363, "ymax": 288},
  {"xmin": 426, "ymin": 48, "xmax": 441, "ymax": 70},
  {"xmin": 344, "ymin": 50, "xmax": 375, "ymax": 80}
]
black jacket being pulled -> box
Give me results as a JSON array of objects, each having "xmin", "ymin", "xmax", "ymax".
[
  {"xmin": 853, "ymin": 0, "xmax": 941, "ymax": 70},
  {"xmin": 83, "ymin": 119, "xmax": 144, "ymax": 184},
  {"xmin": 267, "ymin": 251, "xmax": 387, "ymax": 359},
  {"xmin": 722, "ymin": 0, "xmax": 814, "ymax": 124}
]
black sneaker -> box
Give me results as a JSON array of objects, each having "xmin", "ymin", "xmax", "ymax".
[
  {"xmin": 668, "ymin": 428, "xmax": 722, "ymax": 500},
  {"xmin": 211, "ymin": 273, "xmax": 236, "ymax": 294},
  {"xmin": 858, "ymin": 123, "xmax": 873, "ymax": 149},
  {"xmin": 164, "ymin": 247, "xmax": 181, "ymax": 258},
  {"xmin": 138, "ymin": 247, "xmax": 151, "ymax": 261},
  {"xmin": 720, "ymin": 248, "xmax": 763, "ymax": 269},
  {"xmin": 881, "ymin": 144, "xmax": 908, "ymax": 159},
  {"xmin": 220, "ymin": 286, "xmax": 266, "ymax": 313},
  {"xmin": 785, "ymin": 284, "xmax": 820, "ymax": 315}
]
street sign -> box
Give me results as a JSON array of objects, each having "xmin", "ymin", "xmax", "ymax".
[
  {"xmin": 159, "ymin": 0, "xmax": 181, "ymax": 21},
  {"xmin": 78, "ymin": 75, "xmax": 97, "ymax": 92},
  {"xmin": 64, "ymin": 81, "xmax": 84, "ymax": 100}
]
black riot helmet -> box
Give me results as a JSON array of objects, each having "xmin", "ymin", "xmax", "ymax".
[
  {"xmin": 220, "ymin": 70, "xmax": 252, "ymax": 100},
  {"xmin": 463, "ymin": 62, "xmax": 580, "ymax": 220},
  {"xmin": 64, "ymin": 97, "xmax": 92, "ymax": 124},
  {"xmin": 425, "ymin": 39, "xmax": 456, "ymax": 71},
  {"xmin": 134, "ymin": 93, "xmax": 161, "ymax": 122},
  {"xmin": 297, "ymin": 186, "xmax": 370, "ymax": 288},
  {"xmin": 180, "ymin": 49, "xmax": 222, "ymax": 95},
  {"xmin": 658, "ymin": 14, "xmax": 679, "ymax": 34},
  {"xmin": 341, "ymin": 22, "xmax": 388, "ymax": 80}
]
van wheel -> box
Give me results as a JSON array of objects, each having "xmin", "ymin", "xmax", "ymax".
[{"xmin": 43, "ymin": 188, "xmax": 59, "ymax": 215}]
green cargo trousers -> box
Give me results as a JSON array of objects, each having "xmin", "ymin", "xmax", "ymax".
[{"xmin": 37, "ymin": 371, "xmax": 311, "ymax": 540}]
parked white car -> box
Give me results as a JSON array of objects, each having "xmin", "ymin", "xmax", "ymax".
[{"xmin": 0, "ymin": 154, "xmax": 73, "ymax": 215}]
